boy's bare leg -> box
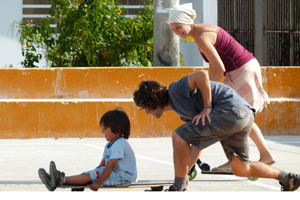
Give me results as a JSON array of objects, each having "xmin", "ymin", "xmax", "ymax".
[
  {"xmin": 189, "ymin": 146, "xmax": 202, "ymax": 171},
  {"xmin": 212, "ymin": 123, "xmax": 276, "ymax": 172},
  {"xmin": 65, "ymin": 173, "xmax": 92, "ymax": 185},
  {"xmin": 229, "ymin": 156, "xmax": 300, "ymax": 191},
  {"xmin": 172, "ymin": 131, "xmax": 191, "ymax": 190},
  {"xmin": 172, "ymin": 131, "xmax": 191, "ymax": 177},
  {"xmin": 230, "ymin": 156, "xmax": 279, "ymax": 178}
]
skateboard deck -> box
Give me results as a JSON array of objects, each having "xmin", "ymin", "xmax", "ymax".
[
  {"xmin": 201, "ymin": 170, "xmax": 259, "ymax": 181},
  {"xmin": 58, "ymin": 180, "xmax": 173, "ymax": 191},
  {"xmin": 201, "ymin": 171, "xmax": 233, "ymax": 175}
]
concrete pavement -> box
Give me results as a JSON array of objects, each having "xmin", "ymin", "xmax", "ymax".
[{"xmin": 0, "ymin": 136, "xmax": 300, "ymax": 192}]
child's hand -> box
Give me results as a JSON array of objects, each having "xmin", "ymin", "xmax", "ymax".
[{"xmin": 89, "ymin": 182, "xmax": 101, "ymax": 191}]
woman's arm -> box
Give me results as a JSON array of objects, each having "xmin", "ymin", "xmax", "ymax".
[{"xmin": 195, "ymin": 34, "xmax": 225, "ymax": 82}]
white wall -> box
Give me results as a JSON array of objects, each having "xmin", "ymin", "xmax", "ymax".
[
  {"xmin": 0, "ymin": 0, "xmax": 24, "ymax": 68},
  {"xmin": 179, "ymin": 0, "xmax": 218, "ymax": 67}
]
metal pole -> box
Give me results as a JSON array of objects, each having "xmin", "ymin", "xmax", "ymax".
[
  {"xmin": 153, "ymin": 0, "xmax": 179, "ymax": 66},
  {"xmin": 290, "ymin": 0, "xmax": 294, "ymax": 66},
  {"xmin": 254, "ymin": 0, "xmax": 267, "ymax": 66}
]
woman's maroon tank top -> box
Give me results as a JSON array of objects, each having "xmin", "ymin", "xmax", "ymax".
[{"xmin": 199, "ymin": 27, "xmax": 255, "ymax": 75}]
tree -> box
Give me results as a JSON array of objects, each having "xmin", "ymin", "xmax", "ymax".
[{"xmin": 14, "ymin": 0, "xmax": 153, "ymax": 67}]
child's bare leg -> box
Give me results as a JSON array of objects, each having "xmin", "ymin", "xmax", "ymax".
[{"xmin": 65, "ymin": 173, "xmax": 92, "ymax": 185}]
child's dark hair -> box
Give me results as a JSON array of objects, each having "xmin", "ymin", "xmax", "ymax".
[{"xmin": 100, "ymin": 108, "xmax": 130, "ymax": 139}]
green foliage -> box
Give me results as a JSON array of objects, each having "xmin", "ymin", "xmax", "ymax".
[
  {"xmin": 21, "ymin": 44, "xmax": 43, "ymax": 68},
  {"xmin": 179, "ymin": 52, "xmax": 187, "ymax": 67},
  {"xmin": 14, "ymin": 0, "xmax": 153, "ymax": 67},
  {"xmin": 179, "ymin": 38, "xmax": 191, "ymax": 67}
]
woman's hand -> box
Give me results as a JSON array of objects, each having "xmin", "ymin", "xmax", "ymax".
[{"xmin": 192, "ymin": 108, "xmax": 212, "ymax": 126}]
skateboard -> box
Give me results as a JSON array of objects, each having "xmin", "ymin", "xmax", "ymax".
[
  {"xmin": 201, "ymin": 171, "xmax": 233, "ymax": 175},
  {"xmin": 58, "ymin": 180, "xmax": 173, "ymax": 191},
  {"xmin": 188, "ymin": 158, "xmax": 211, "ymax": 180}
]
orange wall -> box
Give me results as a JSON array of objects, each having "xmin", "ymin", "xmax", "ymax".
[
  {"xmin": 0, "ymin": 67, "xmax": 299, "ymax": 139},
  {"xmin": 262, "ymin": 67, "xmax": 300, "ymax": 98},
  {"xmin": 0, "ymin": 67, "xmax": 205, "ymax": 99},
  {"xmin": 255, "ymin": 100, "xmax": 300, "ymax": 135},
  {"xmin": 0, "ymin": 101, "xmax": 183, "ymax": 139},
  {"xmin": 0, "ymin": 67, "xmax": 300, "ymax": 98}
]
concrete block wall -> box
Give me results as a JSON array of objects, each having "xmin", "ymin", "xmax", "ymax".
[{"xmin": 0, "ymin": 67, "xmax": 299, "ymax": 139}]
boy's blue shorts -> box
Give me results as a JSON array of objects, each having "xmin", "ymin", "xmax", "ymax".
[{"xmin": 85, "ymin": 167, "xmax": 131, "ymax": 187}]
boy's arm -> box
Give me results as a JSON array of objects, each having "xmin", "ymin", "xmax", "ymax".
[
  {"xmin": 89, "ymin": 159, "xmax": 119, "ymax": 191},
  {"xmin": 95, "ymin": 159, "xmax": 105, "ymax": 169},
  {"xmin": 188, "ymin": 70, "xmax": 212, "ymax": 126}
]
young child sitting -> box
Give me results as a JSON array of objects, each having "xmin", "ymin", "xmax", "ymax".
[{"xmin": 38, "ymin": 108, "xmax": 137, "ymax": 191}]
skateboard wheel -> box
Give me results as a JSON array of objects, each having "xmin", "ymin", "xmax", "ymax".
[
  {"xmin": 150, "ymin": 186, "xmax": 164, "ymax": 191},
  {"xmin": 188, "ymin": 168, "xmax": 197, "ymax": 180},
  {"xmin": 71, "ymin": 188, "xmax": 85, "ymax": 191},
  {"xmin": 247, "ymin": 160, "xmax": 259, "ymax": 181},
  {"xmin": 247, "ymin": 176, "xmax": 259, "ymax": 181},
  {"xmin": 200, "ymin": 163, "xmax": 210, "ymax": 171}
]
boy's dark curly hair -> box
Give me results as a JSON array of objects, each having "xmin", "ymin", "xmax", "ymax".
[{"xmin": 133, "ymin": 80, "xmax": 169, "ymax": 110}]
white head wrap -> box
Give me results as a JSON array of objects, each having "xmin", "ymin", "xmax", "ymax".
[{"xmin": 169, "ymin": 3, "xmax": 197, "ymax": 25}]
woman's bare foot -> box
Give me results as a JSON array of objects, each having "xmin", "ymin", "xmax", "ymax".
[{"xmin": 211, "ymin": 161, "xmax": 232, "ymax": 173}]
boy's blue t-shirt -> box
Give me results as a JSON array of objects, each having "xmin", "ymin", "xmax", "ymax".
[
  {"xmin": 168, "ymin": 75, "xmax": 255, "ymax": 122},
  {"xmin": 103, "ymin": 137, "xmax": 137, "ymax": 182}
]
